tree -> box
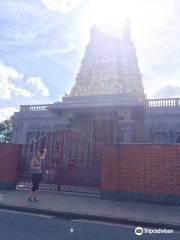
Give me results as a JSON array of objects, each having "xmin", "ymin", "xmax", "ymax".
[{"xmin": 0, "ymin": 119, "xmax": 12, "ymax": 143}]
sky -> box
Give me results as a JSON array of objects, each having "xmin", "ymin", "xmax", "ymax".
[{"xmin": 0, "ymin": 0, "xmax": 180, "ymax": 122}]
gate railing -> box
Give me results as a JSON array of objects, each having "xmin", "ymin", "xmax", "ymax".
[{"xmin": 17, "ymin": 130, "xmax": 102, "ymax": 194}]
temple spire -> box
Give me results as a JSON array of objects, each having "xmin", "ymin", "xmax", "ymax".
[
  {"xmin": 70, "ymin": 21, "xmax": 145, "ymax": 101},
  {"xmin": 122, "ymin": 19, "xmax": 131, "ymax": 40}
]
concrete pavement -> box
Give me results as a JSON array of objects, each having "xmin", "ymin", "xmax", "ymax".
[{"xmin": 0, "ymin": 190, "xmax": 179, "ymax": 229}]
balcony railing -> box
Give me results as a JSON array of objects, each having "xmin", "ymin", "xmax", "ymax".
[
  {"xmin": 147, "ymin": 98, "xmax": 180, "ymax": 108},
  {"xmin": 19, "ymin": 98, "xmax": 180, "ymax": 112},
  {"xmin": 20, "ymin": 104, "xmax": 52, "ymax": 112}
]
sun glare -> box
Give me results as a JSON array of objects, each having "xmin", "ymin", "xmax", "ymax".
[
  {"xmin": 87, "ymin": 0, "xmax": 166, "ymax": 34},
  {"xmin": 91, "ymin": 0, "xmax": 137, "ymax": 25},
  {"xmin": 92, "ymin": 0, "xmax": 164, "ymax": 22}
]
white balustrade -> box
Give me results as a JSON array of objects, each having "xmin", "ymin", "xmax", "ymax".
[
  {"xmin": 147, "ymin": 98, "xmax": 180, "ymax": 108},
  {"xmin": 20, "ymin": 104, "xmax": 52, "ymax": 112}
]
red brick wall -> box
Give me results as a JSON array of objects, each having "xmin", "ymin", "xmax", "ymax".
[
  {"xmin": 101, "ymin": 144, "xmax": 180, "ymax": 196},
  {"xmin": 0, "ymin": 144, "xmax": 22, "ymax": 188}
]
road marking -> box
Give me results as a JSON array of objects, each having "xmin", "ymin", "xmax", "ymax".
[
  {"xmin": 71, "ymin": 219, "xmax": 134, "ymax": 229},
  {"xmin": 0, "ymin": 209, "xmax": 54, "ymax": 219}
]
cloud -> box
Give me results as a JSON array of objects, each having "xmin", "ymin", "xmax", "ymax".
[
  {"xmin": 0, "ymin": 62, "xmax": 23, "ymax": 80},
  {"xmin": 144, "ymin": 78, "xmax": 180, "ymax": 98},
  {"xmin": 37, "ymin": 45, "xmax": 75, "ymax": 57},
  {"xmin": 0, "ymin": 62, "xmax": 33, "ymax": 99},
  {"xmin": 41, "ymin": 0, "xmax": 82, "ymax": 12},
  {"xmin": 0, "ymin": 2, "xmax": 41, "ymax": 48},
  {"xmin": 153, "ymin": 85, "xmax": 180, "ymax": 98},
  {"xmin": 0, "ymin": 107, "xmax": 18, "ymax": 122},
  {"xmin": 11, "ymin": 87, "xmax": 33, "ymax": 97},
  {"xmin": 0, "ymin": 62, "xmax": 49, "ymax": 99},
  {"xmin": 27, "ymin": 76, "xmax": 49, "ymax": 97}
]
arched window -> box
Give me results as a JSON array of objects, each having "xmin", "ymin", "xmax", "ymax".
[
  {"xmin": 91, "ymin": 84, "xmax": 101, "ymax": 95},
  {"xmin": 112, "ymin": 84, "xmax": 122, "ymax": 94}
]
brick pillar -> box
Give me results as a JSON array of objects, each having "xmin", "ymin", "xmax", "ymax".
[{"xmin": 0, "ymin": 144, "xmax": 22, "ymax": 190}]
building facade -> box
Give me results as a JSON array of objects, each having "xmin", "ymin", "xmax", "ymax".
[{"xmin": 11, "ymin": 22, "xmax": 180, "ymax": 145}]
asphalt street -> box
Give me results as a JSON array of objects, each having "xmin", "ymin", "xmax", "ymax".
[{"xmin": 0, "ymin": 209, "xmax": 179, "ymax": 240}]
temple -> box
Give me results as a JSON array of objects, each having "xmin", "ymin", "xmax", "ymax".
[{"xmin": 11, "ymin": 21, "xmax": 180, "ymax": 144}]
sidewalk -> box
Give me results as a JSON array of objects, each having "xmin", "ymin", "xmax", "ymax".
[{"xmin": 0, "ymin": 190, "xmax": 179, "ymax": 229}]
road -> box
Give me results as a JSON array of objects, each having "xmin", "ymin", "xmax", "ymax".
[{"xmin": 0, "ymin": 209, "xmax": 179, "ymax": 240}]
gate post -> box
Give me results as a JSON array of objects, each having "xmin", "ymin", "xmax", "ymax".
[{"xmin": 0, "ymin": 144, "xmax": 22, "ymax": 190}]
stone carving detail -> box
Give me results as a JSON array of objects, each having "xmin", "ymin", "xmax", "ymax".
[
  {"xmin": 111, "ymin": 84, "xmax": 122, "ymax": 94},
  {"xmin": 90, "ymin": 83, "xmax": 101, "ymax": 95},
  {"xmin": 70, "ymin": 21, "xmax": 145, "ymax": 101}
]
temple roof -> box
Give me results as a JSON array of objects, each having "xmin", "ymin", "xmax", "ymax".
[{"xmin": 48, "ymin": 94, "xmax": 145, "ymax": 112}]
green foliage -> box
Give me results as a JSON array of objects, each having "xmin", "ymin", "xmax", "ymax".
[{"xmin": 0, "ymin": 119, "xmax": 12, "ymax": 143}]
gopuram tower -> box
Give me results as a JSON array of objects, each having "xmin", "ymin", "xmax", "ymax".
[{"xmin": 70, "ymin": 21, "xmax": 145, "ymax": 101}]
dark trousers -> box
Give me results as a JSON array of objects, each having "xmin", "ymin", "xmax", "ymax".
[{"xmin": 32, "ymin": 173, "xmax": 42, "ymax": 192}]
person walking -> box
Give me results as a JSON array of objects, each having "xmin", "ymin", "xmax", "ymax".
[{"xmin": 28, "ymin": 148, "xmax": 46, "ymax": 202}]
